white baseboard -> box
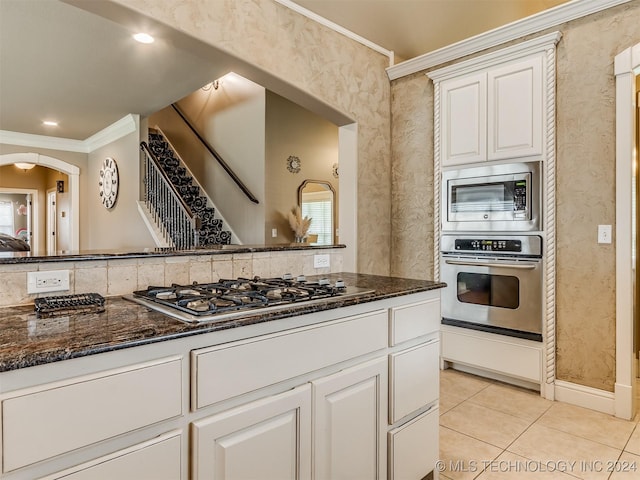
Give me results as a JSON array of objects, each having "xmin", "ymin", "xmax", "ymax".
[
  {"xmin": 615, "ymin": 382, "xmax": 634, "ymax": 420},
  {"xmin": 554, "ymin": 380, "xmax": 615, "ymax": 415}
]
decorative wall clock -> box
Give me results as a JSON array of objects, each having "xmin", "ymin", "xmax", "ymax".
[{"xmin": 99, "ymin": 157, "xmax": 119, "ymax": 209}]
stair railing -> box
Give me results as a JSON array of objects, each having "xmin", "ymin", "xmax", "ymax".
[
  {"xmin": 170, "ymin": 103, "xmax": 260, "ymax": 204},
  {"xmin": 140, "ymin": 142, "xmax": 201, "ymax": 249}
]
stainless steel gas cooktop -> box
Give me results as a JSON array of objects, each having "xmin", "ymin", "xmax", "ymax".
[{"xmin": 125, "ymin": 275, "xmax": 374, "ymax": 323}]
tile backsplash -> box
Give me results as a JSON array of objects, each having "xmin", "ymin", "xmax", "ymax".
[{"xmin": 0, "ymin": 249, "xmax": 344, "ymax": 307}]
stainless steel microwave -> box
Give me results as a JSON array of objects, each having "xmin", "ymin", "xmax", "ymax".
[{"xmin": 441, "ymin": 162, "xmax": 541, "ymax": 232}]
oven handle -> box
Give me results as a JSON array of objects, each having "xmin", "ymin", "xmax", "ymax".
[{"xmin": 443, "ymin": 259, "xmax": 538, "ymax": 270}]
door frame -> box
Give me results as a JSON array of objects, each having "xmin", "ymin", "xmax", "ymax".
[
  {"xmin": 614, "ymin": 41, "xmax": 639, "ymax": 420},
  {"xmin": 0, "ymin": 153, "xmax": 79, "ymax": 252},
  {"xmin": 46, "ymin": 189, "xmax": 57, "ymax": 256},
  {"xmin": 0, "ymin": 187, "xmax": 39, "ymax": 255}
]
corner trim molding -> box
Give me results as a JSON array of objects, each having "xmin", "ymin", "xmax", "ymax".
[
  {"xmin": 614, "ymin": 41, "xmax": 639, "ymax": 420},
  {"xmin": 0, "ymin": 114, "xmax": 137, "ymax": 154},
  {"xmin": 273, "ymin": 0, "xmax": 394, "ymax": 65},
  {"xmin": 388, "ymin": 0, "xmax": 632, "ymax": 80}
]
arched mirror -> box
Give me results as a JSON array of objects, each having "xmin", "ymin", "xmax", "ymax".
[{"xmin": 298, "ymin": 180, "xmax": 336, "ymax": 245}]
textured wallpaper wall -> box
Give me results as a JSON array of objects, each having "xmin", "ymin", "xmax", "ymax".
[
  {"xmin": 390, "ymin": 1, "xmax": 640, "ymax": 392},
  {"xmin": 113, "ymin": 0, "xmax": 392, "ymax": 275}
]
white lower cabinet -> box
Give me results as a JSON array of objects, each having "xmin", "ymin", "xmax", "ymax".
[
  {"xmin": 40, "ymin": 431, "xmax": 182, "ymax": 480},
  {"xmin": 313, "ymin": 358, "xmax": 388, "ymax": 480},
  {"xmin": 389, "ymin": 340, "xmax": 439, "ymax": 424},
  {"xmin": 388, "ymin": 296, "xmax": 441, "ymax": 479},
  {"xmin": 389, "ymin": 408, "xmax": 439, "ymax": 480},
  {"xmin": 192, "ymin": 357, "xmax": 389, "ymax": 480},
  {"xmin": 191, "ymin": 385, "xmax": 312, "ymax": 480},
  {"xmin": 1, "ymin": 356, "xmax": 183, "ymax": 474},
  {"xmin": 1, "ymin": 291, "xmax": 442, "ymax": 480}
]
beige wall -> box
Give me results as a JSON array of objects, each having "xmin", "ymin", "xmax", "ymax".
[
  {"xmin": 265, "ymin": 91, "xmax": 339, "ymax": 244},
  {"xmin": 112, "ymin": 0, "xmax": 392, "ymax": 275},
  {"xmin": 390, "ymin": 1, "xmax": 640, "ymax": 392},
  {"xmin": 150, "ymin": 76, "xmax": 267, "ymax": 244},
  {"xmin": 85, "ymin": 126, "xmax": 156, "ymax": 251}
]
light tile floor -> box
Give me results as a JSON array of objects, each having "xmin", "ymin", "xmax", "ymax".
[{"xmin": 438, "ymin": 369, "xmax": 640, "ymax": 479}]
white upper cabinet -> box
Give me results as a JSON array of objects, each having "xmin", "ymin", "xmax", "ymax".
[
  {"xmin": 430, "ymin": 32, "xmax": 561, "ymax": 168},
  {"xmin": 440, "ymin": 72, "xmax": 487, "ymax": 166},
  {"xmin": 439, "ymin": 53, "xmax": 543, "ymax": 167},
  {"xmin": 487, "ymin": 55, "xmax": 543, "ymax": 161}
]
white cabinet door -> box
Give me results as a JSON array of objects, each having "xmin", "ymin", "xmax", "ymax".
[
  {"xmin": 41, "ymin": 432, "xmax": 182, "ymax": 480},
  {"xmin": 440, "ymin": 72, "xmax": 487, "ymax": 167},
  {"xmin": 389, "ymin": 340, "xmax": 439, "ymax": 424},
  {"xmin": 312, "ymin": 357, "xmax": 387, "ymax": 480},
  {"xmin": 191, "ymin": 384, "xmax": 311, "ymax": 480},
  {"xmin": 487, "ymin": 54, "xmax": 543, "ymax": 161},
  {"xmin": 388, "ymin": 408, "xmax": 439, "ymax": 480},
  {"xmin": 2, "ymin": 356, "xmax": 183, "ymax": 473}
]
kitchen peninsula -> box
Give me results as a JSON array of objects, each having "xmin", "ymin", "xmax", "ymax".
[{"xmin": 0, "ymin": 247, "xmax": 445, "ymax": 480}]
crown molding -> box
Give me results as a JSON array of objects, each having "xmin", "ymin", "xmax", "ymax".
[
  {"xmin": 427, "ymin": 31, "xmax": 562, "ymax": 82},
  {"xmin": 387, "ymin": 0, "xmax": 633, "ymax": 80},
  {"xmin": 273, "ymin": 0, "xmax": 394, "ymax": 65},
  {"xmin": 85, "ymin": 114, "xmax": 137, "ymax": 152},
  {"xmin": 0, "ymin": 114, "xmax": 137, "ymax": 154},
  {"xmin": 0, "ymin": 130, "xmax": 87, "ymax": 153}
]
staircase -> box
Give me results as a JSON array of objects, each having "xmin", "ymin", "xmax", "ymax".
[{"xmin": 145, "ymin": 129, "xmax": 233, "ymax": 247}]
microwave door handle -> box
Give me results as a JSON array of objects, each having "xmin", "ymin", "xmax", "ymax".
[{"xmin": 444, "ymin": 259, "xmax": 538, "ymax": 270}]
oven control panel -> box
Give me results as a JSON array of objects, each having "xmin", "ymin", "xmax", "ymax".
[{"xmin": 455, "ymin": 239, "xmax": 522, "ymax": 252}]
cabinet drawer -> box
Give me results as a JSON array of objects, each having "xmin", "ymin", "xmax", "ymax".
[
  {"xmin": 40, "ymin": 431, "xmax": 182, "ymax": 480},
  {"xmin": 389, "ymin": 298, "xmax": 440, "ymax": 346},
  {"xmin": 388, "ymin": 407, "xmax": 439, "ymax": 480},
  {"xmin": 389, "ymin": 340, "xmax": 439, "ymax": 424},
  {"xmin": 192, "ymin": 310, "xmax": 388, "ymax": 410},
  {"xmin": 2, "ymin": 357, "xmax": 183, "ymax": 473}
]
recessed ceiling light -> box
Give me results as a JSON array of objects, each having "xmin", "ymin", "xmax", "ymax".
[
  {"xmin": 42, "ymin": 121, "xmax": 58, "ymax": 126},
  {"xmin": 133, "ymin": 33, "xmax": 154, "ymax": 44}
]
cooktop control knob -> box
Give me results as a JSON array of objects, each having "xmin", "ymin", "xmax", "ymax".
[
  {"xmin": 335, "ymin": 279, "xmax": 345, "ymax": 289},
  {"xmin": 318, "ymin": 278, "xmax": 330, "ymax": 286},
  {"xmin": 297, "ymin": 275, "xmax": 306, "ymax": 282},
  {"xmin": 282, "ymin": 273, "xmax": 293, "ymax": 281}
]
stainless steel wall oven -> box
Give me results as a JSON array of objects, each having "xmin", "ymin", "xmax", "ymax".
[
  {"xmin": 442, "ymin": 162, "xmax": 541, "ymax": 232},
  {"xmin": 440, "ymin": 234, "xmax": 543, "ymax": 341}
]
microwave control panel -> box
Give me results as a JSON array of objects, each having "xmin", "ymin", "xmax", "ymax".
[
  {"xmin": 455, "ymin": 239, "xmax": 523, "ymax": 252},
  {"xmin": 514, "ymin": 181, "xmax": 527, "ymax": 211}
]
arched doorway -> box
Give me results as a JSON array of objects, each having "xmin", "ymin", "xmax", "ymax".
[{"xmin": 0, "ymin": 153, "xmax": 80, "ymax": 253}]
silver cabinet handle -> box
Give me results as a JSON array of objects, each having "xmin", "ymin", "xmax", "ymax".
[{"xmin": 444, "ymin": 259, "xmax": 538, "ymax": 270}]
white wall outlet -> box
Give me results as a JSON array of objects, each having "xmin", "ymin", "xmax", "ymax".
[
  {"xmin": 314, "ymin": 254, "xmax": 330, "ymax": 269},
  {"xmin": 27, "ymin": 270, "xmax": 70, "ymax": 294},
  {"xmin": 271, "ymin": 228, "xmax": 278, "ymax": 238},
  {"xmin": 597, "ymin": 224, "xmax": 612, "ymax": 244}
]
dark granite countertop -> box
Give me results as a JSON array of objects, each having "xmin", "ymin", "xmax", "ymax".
[
  {"xmin": 0, "ymin": 273, "xmax": 445, "ymax": 373},
  {"xmin": 0, "ymin": 243, "xmax": 344, "ymax": 264}
]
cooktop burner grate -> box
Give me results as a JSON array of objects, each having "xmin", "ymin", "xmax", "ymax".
[{"xmin": 127, "ymin": 275, "xmax": 374, "ymax": 323}]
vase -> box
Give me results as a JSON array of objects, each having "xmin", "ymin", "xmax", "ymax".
[{"xmin": 294, "ymin": 235, "xmax": 306, "ymax": 243}]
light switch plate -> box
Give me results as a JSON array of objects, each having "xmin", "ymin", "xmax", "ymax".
[
  {"xmin": 27, "ymin": 270, "xmax": 70, "ymax": 294},
  {"xmin": 597, "ymin": 225, "xmax": 612, "ymax": 244}
]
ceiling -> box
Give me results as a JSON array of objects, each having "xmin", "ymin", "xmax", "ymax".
[
  {"xmin": 0, "ymin": 0, "xmax": 569, "ymax": 142},
  {"xmin": 292, "ymin": 0, "xmax": 570, "ymax": 61}
]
